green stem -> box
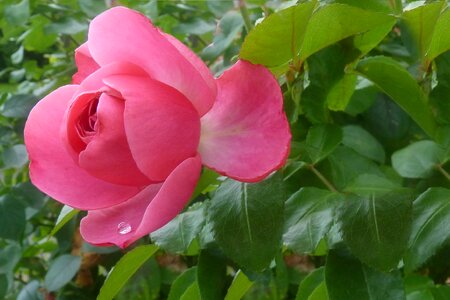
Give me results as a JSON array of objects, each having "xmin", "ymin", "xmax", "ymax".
[
  {"xmin": 309, "ymin": 165, "xmax": 338, "ymax": 193},
  {"xmin": 437, "ymin": 164, "xmax": 450, "ymax": 182},
  {"xmin": 239, "ymin": 0, "xmax": 253, "ymax": 32}
]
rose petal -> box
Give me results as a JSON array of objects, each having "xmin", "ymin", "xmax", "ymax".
[
  {"xmin": 88, "ymin": 6, "xmax": 215, "ymax": 115},
  {"xmin": 80, "ymin": 155, "xmax": 202, "ymax": 248},
  {"xmin": 103, "ymin": 74, "xmax": 201, "ymax": 182},
  {"xmin": 72, "ymin": 43, "xmax": 100, "ymax": 84},
  {"xmin": 199, "ymin": 60, "xmax": 291, "ymax": 182},
  {"xmin": 78, "ymin": 93, "xmax": 151, "ymax": 186},
  {"xmin": 24, "ymin": 85, "xmax": 141, "ymax": 210},
  {"xmin": 162, "ymin": 33, "xmax": 217, "ymax": 98}
]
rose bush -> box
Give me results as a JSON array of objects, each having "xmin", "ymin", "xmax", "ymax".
[{"xmin": 24, "ymin": 6, "xmax": 290, "ymax": 248}]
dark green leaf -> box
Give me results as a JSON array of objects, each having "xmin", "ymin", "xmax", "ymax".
[
  {"xmin": 0, "ymin": 196, "xmax": 25, "ymax": 241},
  {"xmin": 240, "ymin": 2, "xmax": 316, "ymax": 67},
  {"xmin": 355, "ymin": 56, "xmax": 437, "ymax": 137},
  {"xmin": 306, "ymin": 125, "xmax": 342, "ymax": 164},
  {"xmin": 403, "ymin": 188, "xmax": 450, "ymax": 272},
  {"xmin": 4, "ymin": 0, "xmax": 30, "ymax": 26},
  {"xmin": 208, "ymin": 174, "xmax": 285, "ymax": 271},
  {"xmin": 180, "ymin": 282, "xmax": 201, "ymax": 300},
  {"xmin": 2, "ymin": 144, "xmax": 28, "ymax": 168},
  {"xmin": 197, "ymin": 251, "xmax": 227, "ymax": 300},
  {"xmin": 342, "ymin": 125, "xmax": 385, "ymax": 163},
  {"xmin": 344, "ymin": 174, "xmax": 402, "ymax": 197},
  {"xmin": 325, "ymin": 249, "xmax": 406, "ymax": 300},
  {"xmin": 0, "ymin": 244, "xmax": 21, "ymax": 274},
  {"xmin": 338, "ymin": 191, "xmax": 412, "ymax": 271},
  {"xmin": 50, "ymin": 205, "xmax": 79, "ymax": 236},
  {"xmin": 326, "ymin": 74, "xmax": 357, "ymax": 111},
  {"xmin": 151, "ymin": 202, "xmax": 206, "ymax": 254},
  {"xmin": 97, "ymin": 245, "xmax": 159, "ymax": 300},
  {"xmin": 44, "ymin": 255, "xmax": 81, "ymax": 292},
  {"xmin": 392, "ymin": 140, "xmax": 445, "ymax": 178},
  {"xmin": 1, "ymin": 94, "xmax": 37, "ymax": 118},
  {"xmin": 0, "ymin": 274, "xmax": 7, "ymax": 300},
  {"xmin": 283, "ymin": 188, "xmax": 342, "ymax": 254}
]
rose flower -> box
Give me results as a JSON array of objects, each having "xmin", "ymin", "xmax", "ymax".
[{"xmin": 24, "ymin": 7, "xmax": 291, "ymax": 248}]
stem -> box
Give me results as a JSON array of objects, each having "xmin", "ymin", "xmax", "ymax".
[
  {"xmin": 308, "ymin": 165, "xmax": 338, "ymax": 193},
  {"xmin": 238, "ymin": 0, "xmax": 253, "ymax": 32},
  {"xmin": 436, "ymin": 164, "xmax": 450, "ymax": 182}
]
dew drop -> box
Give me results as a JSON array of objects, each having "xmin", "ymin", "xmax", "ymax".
[{"xmin": 117, "ymin": 222, "xmax": 132, "ymax": 235}]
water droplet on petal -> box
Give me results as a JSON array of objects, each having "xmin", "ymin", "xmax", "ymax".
[{"xmin": 117, "ymin": 222, "xmax": 132, "ymax": 235}]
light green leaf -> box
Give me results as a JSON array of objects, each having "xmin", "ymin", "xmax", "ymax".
[
  {"xmin": 283, "ymin": 188, "xmax": 342, "ymax": 254},
  {"xmin": 240, "ymin": 2, "xmax": 316, "ymax": 67},
  {"xmin": 428, "ymin": 9, "xmax": 450, "ymax": 61},
  {"xmin": 225, "ymin": 270, "xmax": 253, "ymax": 300},
  {"xmin": 342, "ymin": 125, "xmax": 385, "ymax": 163},
  {"xmin": 168, "ymin": 268, "xmax": 197, "ymax": 300},
  {"xmin": 325, "ymin": 249, "xmax": 406, "ymax": 300},
  {"xmin": 338, "ymin": 191, "xmax": 413, "ymax": 271},
  {"xmin": 392, "ymin": 140, "xmax": 445, "ymax": 179},
  {"xmin": 403, "ymin": 188, "xmax": 450, "ymax": 272},
  {"xmin": 306, "ymin": 124, "xmax": 342, "ymax": 164},
  {"xmin": 180, "ymin": 282, "xmax": 201, "ymax": 300},
  {"xmin": 400, "ymin": 2, "xmax": 444, "ymax": 59},
  {"xmin": 45, "ymin": 255, "xmax": 81, "ymax": 292},
  {"xmin": 2, "ymin": 144, "xmax": 28, "ymax": 168},
  {"xmin": 97, "ymin": 245, "xmax": 159, "ymax": 300},
  {"xmin": 295, "ymin": 267, "xmax": 324, "ymax": 300},
  {"xmin": 50, "ymin": 205, "xmax": 79, "ymax": 236},
  {"xmin": 208, "ymin": 174, "xmax": 285, "ymax": 271},
  {"xmin": 327, "ymin": 74, "xmax": 357, "ymax": 111},
  {"xmin": 355, "ymin": 56, "xmax": 437, "ymax": 137},
  {"xmin": 300, "ymin": 4, "xmax": 395, "ymax": 60},
  {"xmin": 308, "ymin": 281, "xmax": 328, "ymax": 300}
]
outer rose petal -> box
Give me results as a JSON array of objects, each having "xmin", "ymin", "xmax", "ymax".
[
  {"xmin": 199, "ymin": 60, "xmax": 291, "ymax": 182},
  {"xmin": 162, "ymin": 33, "xmax": 217, "ymax": 98},
  {"xmin": 24, "ymin": 85, "xmax": 141, "ymax": 210},
  {"xmin": 72, "ymin": 43, "xmax": 100, "ymax": 84},
  {"xmin": 78, "ymin": 93, "xmax": 151, "ymax": 186},
  {"xmin": 80, "ymin": 155, "xmax": 202, "ymax": 248},
  {"xmin": 103, "ymin": 74, "xmax": 200, "ymax": 182},
  {"xmin": 88, "ymin": 6, "xmax": 215, "ymax": 116}
]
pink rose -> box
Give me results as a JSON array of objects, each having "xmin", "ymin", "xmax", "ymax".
[{"xmin": 24, "ymin": 7, "xmax": 291, "ymax": 248}]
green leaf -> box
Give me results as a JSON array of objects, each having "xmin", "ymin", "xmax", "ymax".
[
  {"xmin": 326, "ymin": 74, "xmax": 357, "ymax": 111},
  {"xmin": 338, "ymin": 191, "xmax": 413, "ymax": 271},
  {"xmin": 428, "ymin": 9, "xmax": 450, "ymax": 61},
  {"xmin": 208, "ymin": 174, "xmax": 285, "ymax": 271},
  {"xmin": 97, "ymin": 245, "xmax": 159, "ymax": 300},
  {"xmin": 197, "ymin": 251, "xmax": 227, "ymax": 300},
  {"xmin": 2, "ymin": 144, "xmax": 28, "ymax": 168},
  {"xmin": 335, "ymin": 0, "xmax": 402, "ymax": 13},
  {"xmin": 355, "ymin": 56, "xmax": 437, "ymax": 137},
  {"xmin": 0, "ymin": 196, "xmax": 25, "ymax": 241},
  {"xmin": 44, "ymin": 255, "xmax": 81, "ymax": 292},
  {"xmin": 0, "ymin": 274, "xmax": 7, "ymax": 300},
  {"xmin": 224, "ymin": 270, "xmax": 253, "ymax": 300},
  {"xmin": 0, "ymin": 244, "xmax": 21, "ymax": 274},
  {"xmin": 180, "ymin": 282, "xmax": 201, "ymax": 300},
  {"xmin": 283, "ymin": 188, "xmax": 342, "ymax": 254},
  {"xmin": 173, "ymin": 19, "xmax": 215, "ymax": 35},
  {"xmin": 23, "ymin": 16, "xmax": 57, "ymax": 52},
  {"xmin": 50, "ymin": 205, "xmax": 79, "ymax": 236},
  {"xmin": 191, "ymin": 169, "xmax": 220, "ymax": 200},
  {"xmin": 430, "ymin": 286, "xmax": 450, "ymax": 300},
  {"xmin": 300, "ymin": 4, "xmax": 395, "ymax": 60},
  {"xmin": 17, "ymin": 280, "xmax": 41, "ymax": 300},
  {"xmin": 327, "ymin": 146, "xmax": 384, "ymax": 190},
  {"xmin": 354, "ymin": 20, "xmax": 396, "ymax": 56},
  {"xmin": 392, "ymin": 140, "xmax": 445, "ymax": 179},
  {"xmin": 344, "ymin": 174, "xmax": 402, "ymax": 197},
  {"xmin": 400, "ymin": 2, "xmax": 444, "ymax": 59},
  {"xmin": 78, "ymin": 0, "xmax": 107, "ymax": 18},
  {"xmin": 168, "ymin": 268, "xmax": 198, "ymax": 300},
  {"xmin": 403, "ymin": 188, "xmax": 450, "ymax": 272},
  {"xmin": 4, "ymin": 0, "xmax": 29, "ymax": 26},
  {"xmin": 240, "ymin": 2, "xmax": 316, "ymax": 67},
  {"xmin": 45, "ymin": 18, "xmax": 87, "ymax": 34},
  {"xmin": 306, "ymin": 125, "xmax": 343, "ymax": 164},
  {"xmin": 1, "ymin": 94, "xmax": 37, "ymax": 118},
  {"xmin": 151, "ymin": 202, "xmax": 205, "ymax": 254},
  {"xmin": 325, "ymin": 249, "xmax": 406, "ymax": 300},
  {"xmin": 308, "ymin": 281, "xmax": 329, "ymax": 300},
  {"xmin": 201, "ymin": 11, "xmax": 243, "ymax": 60},
  {"xmin": 342, "ymin": 125, "xmax": 385, "ymax": 163},
  {"xmin": 295, "ymin": 267, "xmax": 324, "ymax": 300}
]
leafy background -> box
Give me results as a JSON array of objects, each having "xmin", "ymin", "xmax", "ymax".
[{"xmin": 1, "ymin": 0, "xmax": 450, "ymax": 299}]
